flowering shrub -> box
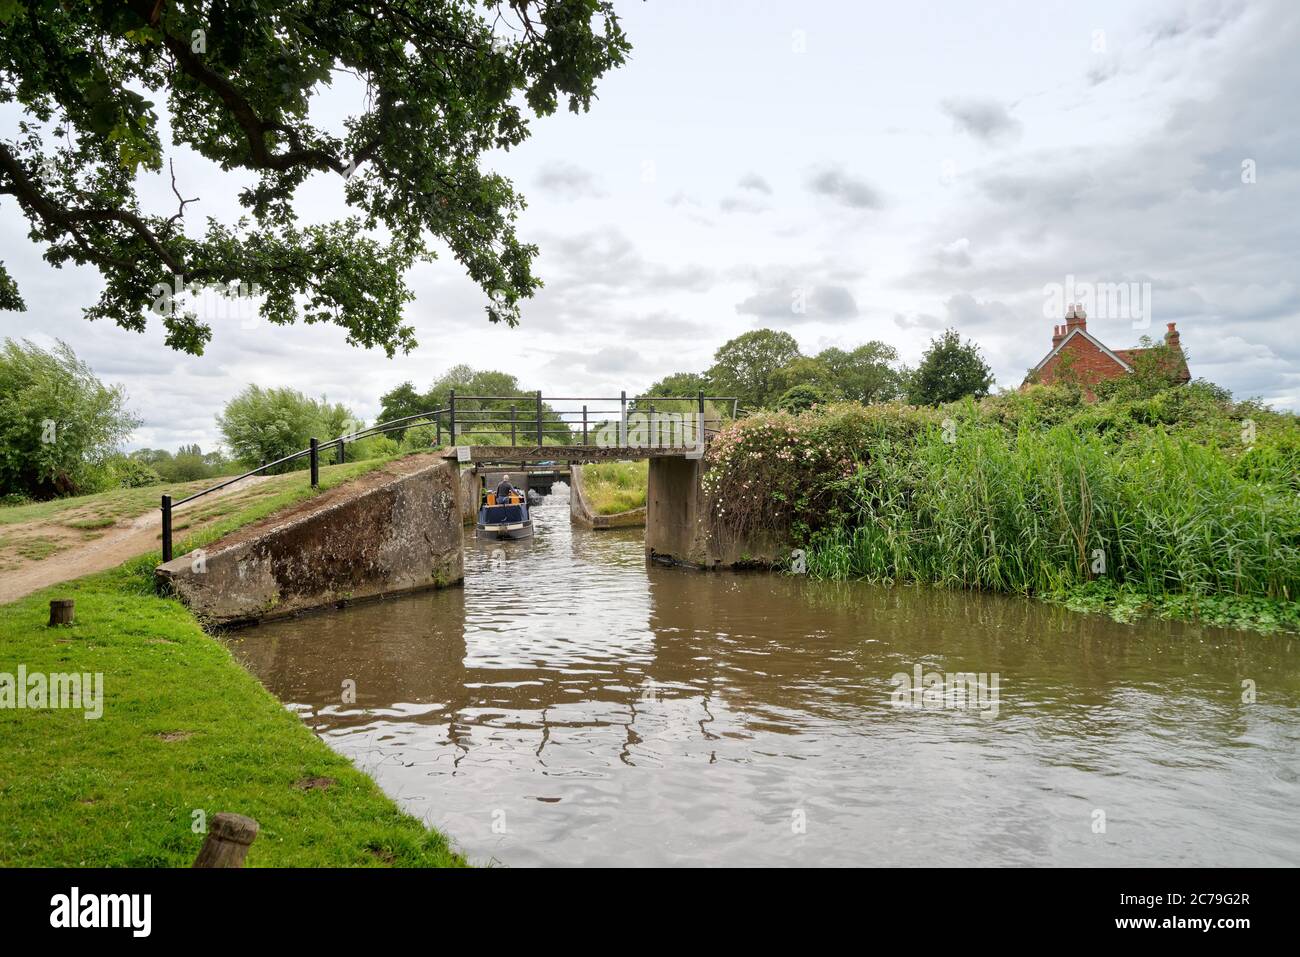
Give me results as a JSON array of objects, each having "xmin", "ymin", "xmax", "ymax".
[{"xmin": 702, "ymin": 402, "xmax": 942, "ymax": 545}]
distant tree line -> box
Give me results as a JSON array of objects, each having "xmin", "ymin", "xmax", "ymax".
[
  {"xmin": 128, "ymin": 445, "xmax": 233, "ymax": 483},
  {"xmin": 646, "ymin": 327, "xmax": 995, "ymax": 411},
  {"xmin": 377, "ymin": 365, "xmax": 569, "ymax": 442},
  {"xmin": 0, "ymin": 327, "xmax": 1000, "ymax": 503}
]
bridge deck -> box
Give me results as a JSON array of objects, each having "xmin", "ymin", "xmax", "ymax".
[{"xmin": 444, "ymin": 445, "xmax": 701, "ymax": 464}]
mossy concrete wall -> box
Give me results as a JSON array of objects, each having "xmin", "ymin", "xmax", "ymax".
[
  {"xmin": 156, "ymin": 455, "xmax": 464, "ymax": 626},
  {"xmin": 570, "ymin": 463, "xmax": 647, "ymax": 530},
  {"xmin": 644, "ymin": 456, "xmax": 784, "ymax": 567},
  {"xmin": 459, "ymin": 466, "xmax": 479, "ymax": 525}
]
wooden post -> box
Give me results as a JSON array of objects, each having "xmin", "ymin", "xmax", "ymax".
[
  {"xmin": 193, "ymin": 812, "xmax": 259, "ymax": 868},
  {"xmin": 309, "ymin": 437, "xmax": 319, "ymax": 488},
  {"xmin": 161, "ymin": 494, "xmax": 172, "ymax": 563},
  {"xmin": 48, "ymin": 599, "xmax": 75, "ymax": 626}
]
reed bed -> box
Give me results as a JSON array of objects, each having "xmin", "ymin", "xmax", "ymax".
[
  {"xmin": 805, "ymin": 425, "xmax": 1298, "ymax": 604},
  {"xmin": 697, "ymin": 383, "xmax": 1300, "ymax": 628}
]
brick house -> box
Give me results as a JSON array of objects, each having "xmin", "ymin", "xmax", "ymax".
[{"xmin": 1023, "ymin": 304, "xmax": 1190, "ymax": 398}]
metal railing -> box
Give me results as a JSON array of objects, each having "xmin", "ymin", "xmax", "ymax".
[
  {"xmin": 160, "ymin": 407, "xmax": 449, "ymax": 562},
  {"xmin": 159, "ymin": 391, "xmax": 737, "ymax": 562},
  {"xmin": 442, "ymin": 389, "xmax": 738, "ymax": 447}
]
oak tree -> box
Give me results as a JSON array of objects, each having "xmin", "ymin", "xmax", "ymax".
[{"xmin": 0, "ymin": 0, "xmax": 629, "ymax": 354}]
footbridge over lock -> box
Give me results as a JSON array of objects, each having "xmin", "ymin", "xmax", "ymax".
[{"xmin": 154, "ymin": 391, "xmax": 757, "ymax": 626}]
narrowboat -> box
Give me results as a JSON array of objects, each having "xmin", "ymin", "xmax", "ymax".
[{"xmin": 476, "ymin": 473, "xmax": 535, "ymax": 540}]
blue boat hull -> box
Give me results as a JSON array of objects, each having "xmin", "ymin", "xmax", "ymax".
[{"xmin": 476, "ymin": 501, "xmax": 534, "ymax": 540}]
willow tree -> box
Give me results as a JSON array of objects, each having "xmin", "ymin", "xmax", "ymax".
[{"xmin": 0, "ymin": 0, "xmax": 629, "ymax": 354}]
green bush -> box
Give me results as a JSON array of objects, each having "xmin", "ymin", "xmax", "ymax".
[
  {"xmin": 106, "ymin": 456, "xmax": 162, "ymax": 489},
  {"xmin": 216, "ymin": 386, "xmax": 361, "ymax": 472},
  {"xmin": 398, "ymin": 424, "xmax": 440, "ymax": 452},
  {"xmin": 0, "ymin": 339, "xmax": 139, "ymax": 498},
  {"xmin": 702, "ymin": 402, "xmax": 942, "ymax": 543},
  {"xmin": 351, "ymin": 435, "xmax": 400, "ymax": 460},
  {"xmin": 776, "ymin": 383, "xmax": 829, "ymax": 413}
]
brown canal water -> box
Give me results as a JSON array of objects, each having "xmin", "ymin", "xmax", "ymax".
[{"xmin": 229, "ymin": 486, "xmax": 1300, "ymax": 867}]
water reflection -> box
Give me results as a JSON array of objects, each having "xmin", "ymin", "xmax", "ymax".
[{"xmin": 229, "ymin": 487, "xmax": 1300, "ymax": 866}]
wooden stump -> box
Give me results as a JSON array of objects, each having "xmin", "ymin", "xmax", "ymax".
[
  {"xmin": 48, "ymin": 599, "xmax": 75, "ymax": 627},
  {"xmin": 192, "ymin": 812, "xmax": 259, "ymax": 868}
]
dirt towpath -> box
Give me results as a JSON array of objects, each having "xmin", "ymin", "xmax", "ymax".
[{"xmin": 0, "ymin": 475, "xmax": 272, "ymax": 605}]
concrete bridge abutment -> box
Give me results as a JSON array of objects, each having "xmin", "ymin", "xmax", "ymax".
[{"xmin": 645, "ymin": 456, "xmax": 785, "ymax": 568}]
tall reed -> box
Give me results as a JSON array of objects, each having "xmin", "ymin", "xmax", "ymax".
[{"xmin": 805, "ymin": 423, "xmax": 1299, "ymax": 603}]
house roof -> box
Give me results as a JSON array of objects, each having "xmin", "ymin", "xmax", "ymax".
[{"xmin": 1028, "ymin": 327, "xmax": 1133, "ymax": 377}]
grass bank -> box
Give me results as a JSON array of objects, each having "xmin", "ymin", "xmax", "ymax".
[
  {"xmin": 0, "ymin": 458, "xmax": 390, "ymax": 573},
  {"xmin": 162, "ymin": 457, "xmax": 391, "ymax": 561},
  {"xmin": 0, "ymin": 452, "xmax": 464, "ymax": 866},
  {"xmin": 703, "ymin": 382, "xmax": 1300, "ymax": 633},
  {"xmin": 580, "ymin": 460, "xmax": 648, "ymax": 515}
]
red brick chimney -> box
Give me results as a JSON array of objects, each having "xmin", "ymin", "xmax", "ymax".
[
  {"xmin": 1165, "ymin": 321, "xmax": 1181, "ymax": 349},
  {"xmin": 1051, "ymin": 324, "xmax": 1065, "ymax": 348},
  {"xmin": 1065, "ymin": 303, "xmax": 1087, "ymax": 332}
]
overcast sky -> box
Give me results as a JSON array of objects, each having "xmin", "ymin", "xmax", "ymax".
[{"xmin": 2, "ymin": 0, "xmax": 1297, "ymax": 451}]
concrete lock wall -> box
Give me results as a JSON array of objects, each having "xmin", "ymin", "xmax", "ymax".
[
  {"xmin": 645, "ymin": 456, "xmax": 784, "ymax": 567},
  {"xmin": 157, "ymin": 454, "xmax": 464, "ymax": 626},
  {"xmin": 459, "ymin": 466, "xmax": 479, "ymax": 525},
  {"xmin": 570, "ymin": 463, "xmax": 647, "ymax": 530}
]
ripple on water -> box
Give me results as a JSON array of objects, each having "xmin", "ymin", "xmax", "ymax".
[{"xmin": 231, "ymin": 490, "xmax": 1300, "ymax": 866}]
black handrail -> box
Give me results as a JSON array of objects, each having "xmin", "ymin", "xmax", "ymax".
[{"xmin": 160, "ymin": 406, "xmax": 449, "ymax": 561}]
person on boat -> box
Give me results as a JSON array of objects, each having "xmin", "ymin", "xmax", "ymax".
[{"xmin": 495, "ymin": 474, "xmax": 520, "ymax": 503}]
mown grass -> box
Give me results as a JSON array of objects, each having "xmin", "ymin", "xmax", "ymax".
[
  {"xmin": 165, "ymin": 459, "xmax": 388, "ymax": 552},
  {"xmin": 0, "ymin": 566, "xmax": 464, "ymax": 867},
  {"xmin": 581, "ymin": 460, "xmax": 648, "ymax": 515},
  {"xmin": 0, "ymin": 476, "xmax": 220, "ymax": 527},
  {"xmin": 0, "ymin": 451, "xmax": 465, "ymax": 866},
  {"xmin": 0, "ymin": 459, "xmax": 388, "ymax": 570}
]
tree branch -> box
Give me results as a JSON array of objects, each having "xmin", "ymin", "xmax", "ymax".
[{"xmin": 0, "ymin": 141, "xmax": 186, "ymax": 274}]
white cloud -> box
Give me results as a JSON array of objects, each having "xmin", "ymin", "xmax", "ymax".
[
  {"xmin": 806, "ymin": 166, "xmax": 883, "ymax": 210},
  {"xmin": 939, "ymin": 97, "xmax": 1022, "ymax": 144},
  {"xmin": 535, "ymin": 160, "xmax": 605, "ymax": 199},
  {"xmin": 1, "ymin": 0, "xmax": 1295, "ymax": 457}
]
